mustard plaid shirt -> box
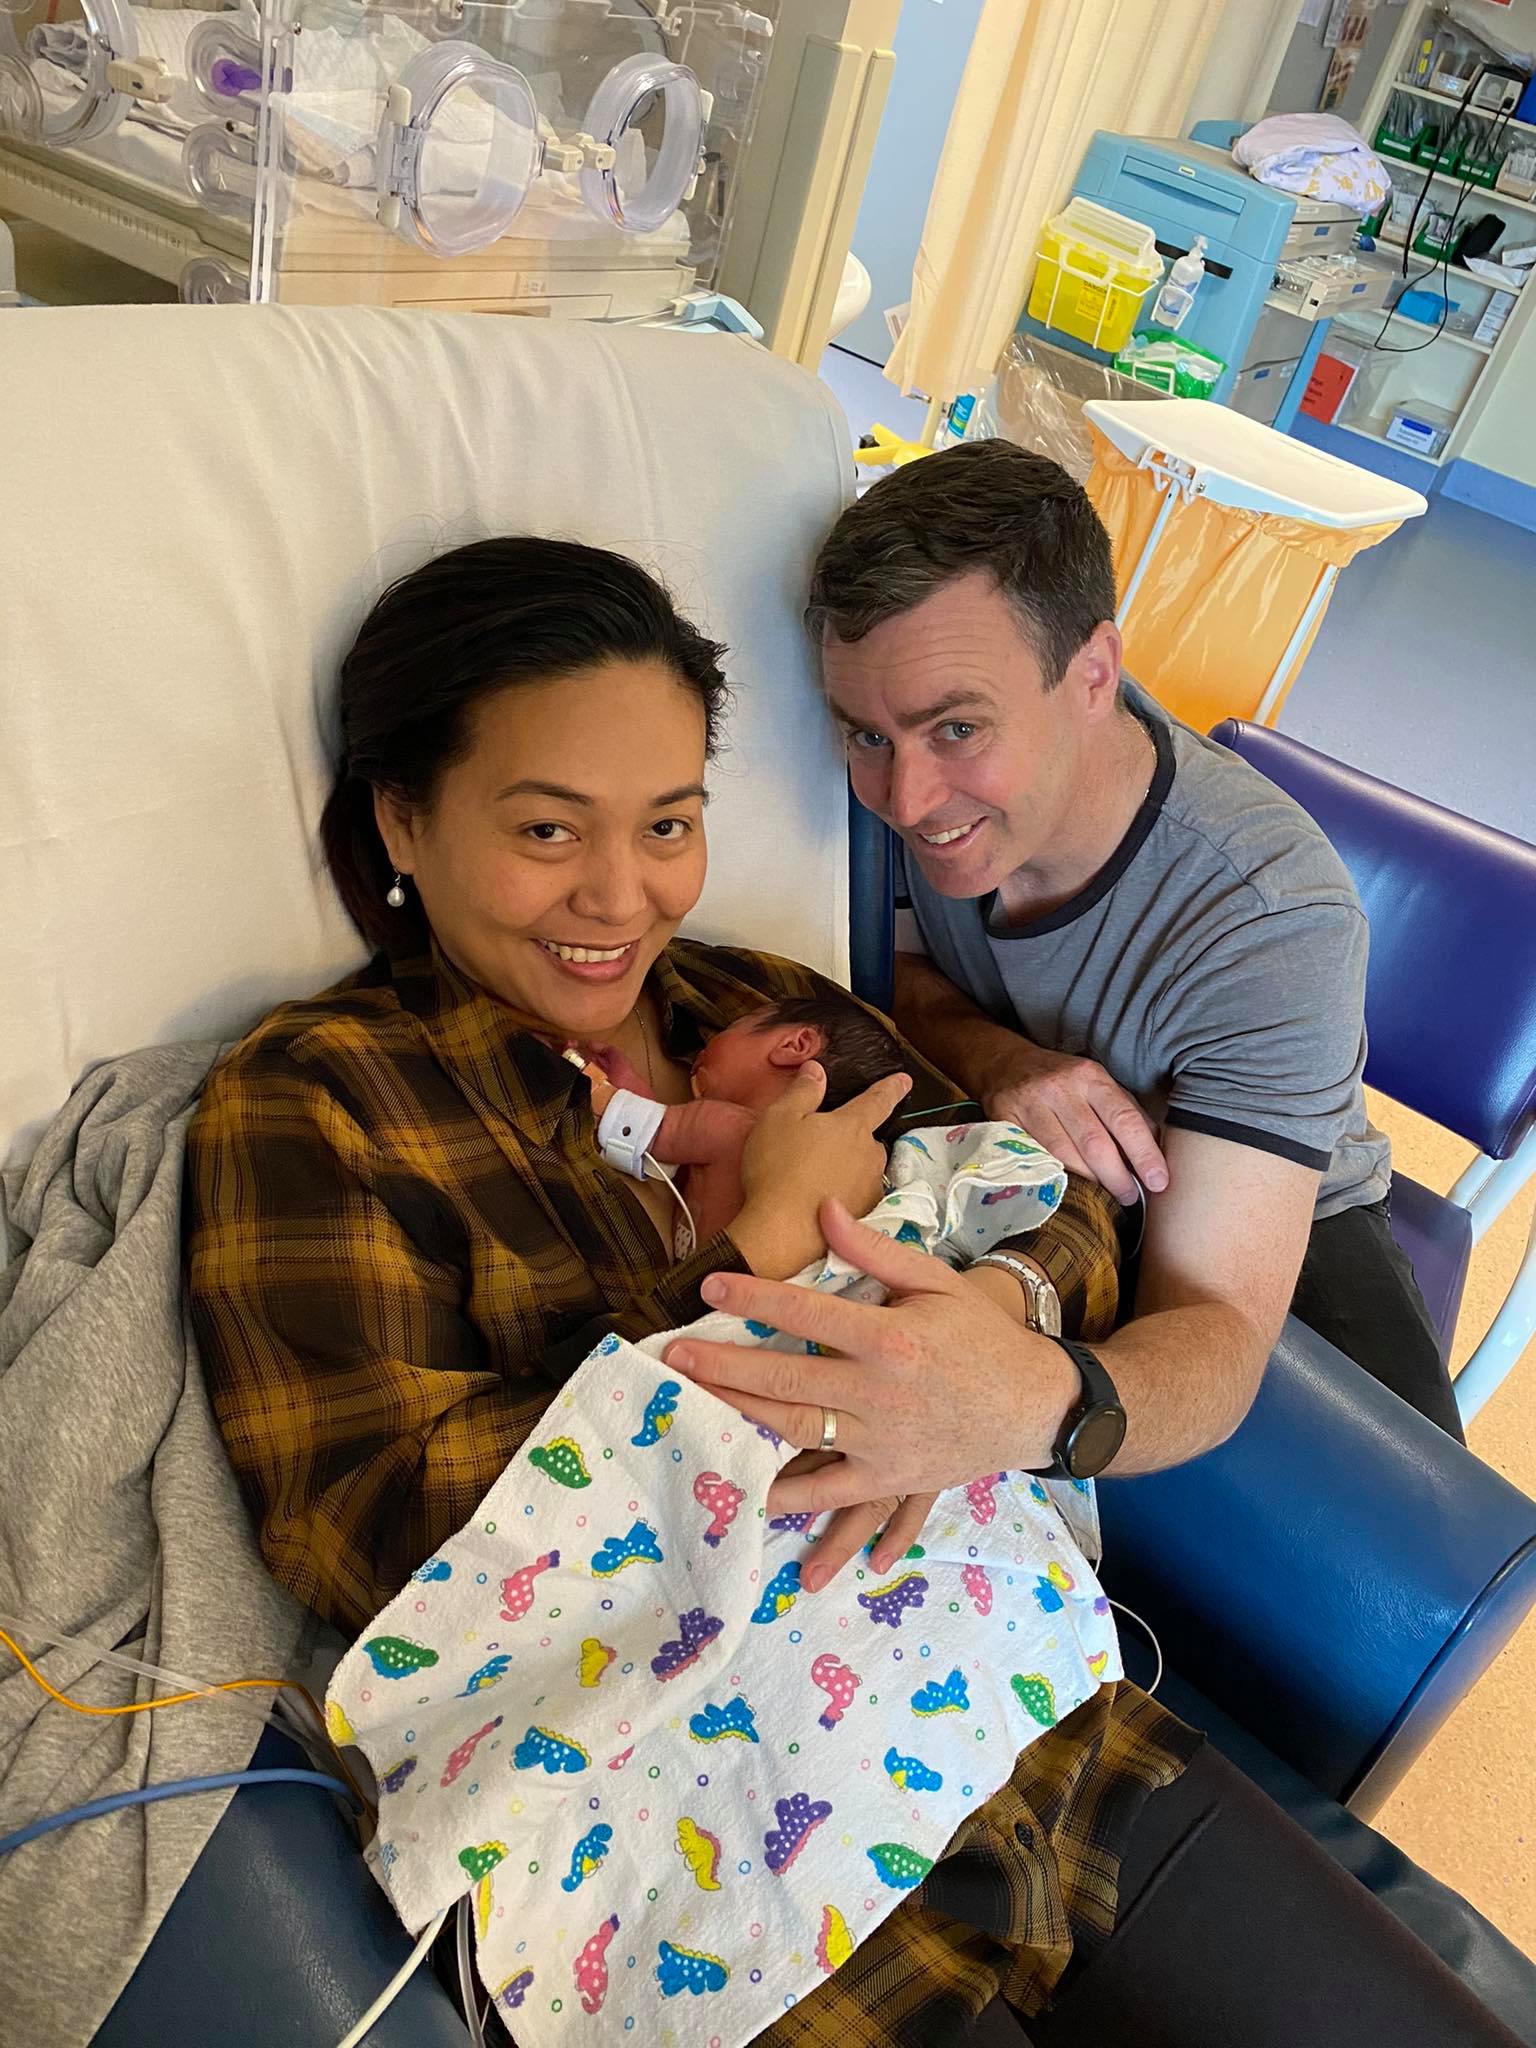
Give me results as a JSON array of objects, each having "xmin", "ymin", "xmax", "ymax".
[{"xmin": 186, "ymin": 940, "xmax": 1124, "ymax": 1637}]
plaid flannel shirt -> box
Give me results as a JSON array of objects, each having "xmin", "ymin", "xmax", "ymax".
[{"xmin": 188, "ymin": 939, "xmax": 1127, "ymax": 1633}]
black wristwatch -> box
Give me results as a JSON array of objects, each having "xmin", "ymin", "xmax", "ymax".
[{"xmin": 1039, "ymin": 1339, "xmax": 1126, "ymax": 1480}]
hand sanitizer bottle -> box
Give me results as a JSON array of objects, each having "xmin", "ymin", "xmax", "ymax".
[{"xmin": 1153, "ymin": 235, "xmax": 1207, "ymax": 333}]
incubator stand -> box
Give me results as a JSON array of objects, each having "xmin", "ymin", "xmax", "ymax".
[{"xmin": 0, "ymin": 0, "xmax": 773, "ymax": 319}]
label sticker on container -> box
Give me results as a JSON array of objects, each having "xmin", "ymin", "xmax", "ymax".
[{"xmin": 1385, "ymin": 414, "xmax": 1436, "ymax": 453}]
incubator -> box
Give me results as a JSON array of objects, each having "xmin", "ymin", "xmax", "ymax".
[{"xmin": 0, "ymin": 0, "xmax": 784, "ymax": 319}]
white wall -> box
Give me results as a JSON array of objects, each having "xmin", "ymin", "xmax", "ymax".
[
  {"xmin": 836, "ymin": 0, "xmax": 985, "ymax": 365},
  {"xmin": 1462, "ymin": 296, "xmax": 1536, "ymax": 485},
  {"xmin": 1185, "ymin": 0, "xmax": 1305, "ymax": 131},
  {"xmin": 1453, "ymin": 0, "xmax": 1536, "ymax": 50}
]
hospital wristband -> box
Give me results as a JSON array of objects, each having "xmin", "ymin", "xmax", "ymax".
[{"xmin": 596, "ymin": 1089, "xmax": 667, "ymax": 1181}]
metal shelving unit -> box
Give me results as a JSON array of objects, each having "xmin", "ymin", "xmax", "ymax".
[
  {"xmin": 1333, "ymin": 4, "xmax": 1536, "ymax": 468},
  {"xmin": 1394, "ymin": 78, "xmax": 1536, "ymax": 141}
]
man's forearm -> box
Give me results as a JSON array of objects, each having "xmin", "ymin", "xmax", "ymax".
[
  {"xmin": 977, "ymin": 1265, "xmax": 1266, "ymax": 1474},
  {"xmin": 893, "ymin": 952, "xmax": 1040, "ymax": 1102},
  {"xmin": 1095, "ymin": 1302, "xmax": 1266, "ymax": 1473}
]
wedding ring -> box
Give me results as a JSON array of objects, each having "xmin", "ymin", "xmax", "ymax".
[{"xmin": 818, "ymin": 1407, "xmax": 838, "ymax": 1452}]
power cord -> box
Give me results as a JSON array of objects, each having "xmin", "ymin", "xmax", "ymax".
[
  {"xmin": 0, "ymin": 1768, "xmax": 359, "ymax": 1860},
  {"xmin": 457, "ymin": 1893, "xmax": 490, "ymax": 2048},
  {"xmin": 1372, "ymin": 63, "xmax": 1515, "ymax": 355},
  {"xmin": 2, "ymin": 1610, "xmax": 445, "ymax": 2048},
  {"xmin": 333, "ymin": 1907, "xmax": 449, "ymax": 2048},
  {"xmin": 1108, "ymin": 1598, "xmax": 1164, "ymax": 1696},
  {"xmin": 0, "ymin": 1618, "xmax": 375, "ymax": 1816}
]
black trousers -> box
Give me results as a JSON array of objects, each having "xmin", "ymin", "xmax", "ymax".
[
  {"xmin": 1017, "ymin": 1740, "xmax": 1523, "ymax": 2048},
  {"xmin": 1290, "ymin": 1194, "xmax": 1464, "ymax": 1440}
]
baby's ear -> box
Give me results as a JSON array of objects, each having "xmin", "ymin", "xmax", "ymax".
[{"xmin": 766, "ymin": 1025, "xmax": 824, "ymax": 1069}]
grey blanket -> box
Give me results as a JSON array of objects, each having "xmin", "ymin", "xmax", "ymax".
[{"xmin": 0, "ymin": 1046, "xmax": 313, "ymax": 2048}]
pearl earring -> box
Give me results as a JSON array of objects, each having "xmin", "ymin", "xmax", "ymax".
[{"xmin": 386, "ymin": 873, "xmax": 407, "ymax": 909}]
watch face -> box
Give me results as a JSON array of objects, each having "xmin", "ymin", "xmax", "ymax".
[{"xmin": 1068, "ymin": 1403, "xmax": 1128, "ymax": 1480}]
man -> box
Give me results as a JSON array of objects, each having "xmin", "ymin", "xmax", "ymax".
[
  {"xmin": 658, "ymin": 450, "xmax": 1510, "ymax": 2048},
  {"xmin": 802, "ymin": 434, "xmax": 1457, "ymax": 1442}
]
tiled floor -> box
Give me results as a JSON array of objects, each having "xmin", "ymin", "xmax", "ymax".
[
  {"xmin": 818, "ymin": 342, "xmax": 1536, "ymax": 1956},
  {"xmin": 1367, "ymin": 1091, "xmax": 1535, "ymax": 1961}
]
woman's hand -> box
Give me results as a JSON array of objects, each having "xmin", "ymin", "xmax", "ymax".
[
  {"xmin": 728, "ymin": 1063, "xmax": 912, "ymax": 1282},
  {"xmin": 665, "ymin": 1198, "xmax": 1079, "ymax": 1510}
]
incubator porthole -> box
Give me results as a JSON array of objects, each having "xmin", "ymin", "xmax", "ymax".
[
  {"xmin": 580, "ymin": 51, "xmax": 702, "ymax": 236},
  {"xmin": 376, "ymin": 41, "xmax": 540, "ymax": 258},
  {"xmin": 23, "ymin": 0, "xmax": 137, "ymax": 148},
  {"xmin": 187, "ymin": 17, "xmax": 265, "ymax": 119},
  {"xmin": 178, "ymin": 256, "xmax": 250, "ymax": 306},
  {"xmin": 182, "ymin": 122, "xmax": 257, "ymax": 219}
]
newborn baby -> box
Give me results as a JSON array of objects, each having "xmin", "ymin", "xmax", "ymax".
[{"xmin": 572, "ymin": 996, "xmax": 911, "ymax": 1245}]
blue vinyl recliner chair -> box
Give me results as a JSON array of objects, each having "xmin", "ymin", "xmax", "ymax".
[
  {"xmin": 8, "ymin": 305, "xmax": 1532, "ymax": 2047},
  {"xmin": 1209, "ymin": 720, "xmax": 1536, "ymax": 1428},
  {"xmin": 848, "ymin": 786, "xmax": 1536, "ymax": 2043}
]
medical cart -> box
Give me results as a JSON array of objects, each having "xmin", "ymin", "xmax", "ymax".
[{"xmin": 1020, "ymin": 131, "xmax": 1387, "ymax": 430}]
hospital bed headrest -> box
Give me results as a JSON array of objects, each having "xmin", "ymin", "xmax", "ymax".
[{"xmin": 0, "ymin": 305, "xmax": 853, "ymax": 1168}]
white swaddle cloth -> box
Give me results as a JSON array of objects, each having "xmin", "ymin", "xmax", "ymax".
[{"xmin": 327, "ymin": 1123, "xmax": 1121, "ymax": 2048}]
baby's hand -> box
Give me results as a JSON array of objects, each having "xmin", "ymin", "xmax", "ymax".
[{"xmin": 587, "ymin": 1043, "xmax": 652, "ymax": 1096}]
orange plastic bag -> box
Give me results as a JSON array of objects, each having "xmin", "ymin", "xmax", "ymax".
[{"xmin": 1086, "ymin": 432, "xmax": 1401, "ymax": 731}]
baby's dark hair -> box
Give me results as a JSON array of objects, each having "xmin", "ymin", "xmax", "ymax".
[{"xmin": 749, "ymin": 995, "xmax": 909, "ymax": 1111}]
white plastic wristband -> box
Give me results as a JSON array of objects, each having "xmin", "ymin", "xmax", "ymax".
[{"xmin": 596, "ymin": 1089, "xmax": 667, "ymax": 1181}]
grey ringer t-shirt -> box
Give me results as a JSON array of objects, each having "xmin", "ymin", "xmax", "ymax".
[{"xmin": 895, "ymin": 684, "xmax": 1390, "ymax": 1221}]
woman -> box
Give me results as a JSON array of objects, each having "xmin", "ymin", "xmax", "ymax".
[{"xmin": 186, "ymin": 540, "xmax": 1518, "ymax": 2048}]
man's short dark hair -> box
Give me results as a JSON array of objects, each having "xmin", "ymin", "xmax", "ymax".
[
  {"xmin": 750, "ymin": 995, "xmax": 907, "ymax": 1113},
  {"xmin": 805, "ymin": 439, "xmax": 1118, "ymax": 685}
]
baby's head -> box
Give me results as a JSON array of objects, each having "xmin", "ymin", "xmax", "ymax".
[{"xmin": 692, "ymin": 995, "xmax": 909, "ymax": 1116}]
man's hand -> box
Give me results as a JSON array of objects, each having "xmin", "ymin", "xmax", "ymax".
[
  {"xmin": 666, "ymin": 1199, "xmax": 1078, "ymax": 1515},
  {"xmin": 984, "ymin": 1042, "xmax": 1167, "ymax": 1205},
  {"xmin": 891, "ymin": 951, "xmax": 1165, "ymax": 1205}
]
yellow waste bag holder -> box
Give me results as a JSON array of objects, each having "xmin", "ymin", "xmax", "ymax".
[{"xmin": 1082, "ymin": 399, "xmax": 1427, "ymax": 731}]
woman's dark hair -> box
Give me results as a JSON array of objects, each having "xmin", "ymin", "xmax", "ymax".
[{"xmin": 320, "ymin": 537, "xmax": 730, "ymax": 950}]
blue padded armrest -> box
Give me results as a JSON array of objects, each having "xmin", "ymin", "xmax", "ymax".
[
  {"xmin": 848, "ymin": 789, "xmax": 895, "ymax": 1010},
  {"xmin": 95, "ymin": 1727, "xmax": 470, "ymax": 2047},
  {"xmin": 1097, "ymin": 1315, "xmax": 1536, "ymax": 1816}
]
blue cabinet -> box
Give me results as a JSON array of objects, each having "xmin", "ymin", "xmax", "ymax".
[{"xmin": 1021, "ymin": 133, "xmax": 1301, "ymax": 405}]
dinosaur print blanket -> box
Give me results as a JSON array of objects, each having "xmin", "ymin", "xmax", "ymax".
[{"xmin": 326, "ymin": 1122, "xmax": 1120, "ymax": 2047}]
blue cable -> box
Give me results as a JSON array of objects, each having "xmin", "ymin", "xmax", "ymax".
[{"xmin": 0, "ymin": 1768, "xmax": 357, "ymax": 1860}]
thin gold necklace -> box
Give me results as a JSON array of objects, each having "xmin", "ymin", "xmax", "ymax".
[{"xmin": 636, "ymin": 1001, "xmax": 658, "ymax": 1093}]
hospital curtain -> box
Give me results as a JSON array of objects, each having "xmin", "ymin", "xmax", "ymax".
[{"xmin": 885, "ymin": 0, "xmax": 1227, "ymax": 407}]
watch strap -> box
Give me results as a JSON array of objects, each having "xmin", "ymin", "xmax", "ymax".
[
  {"xmin": 1041, "ymin": 1337, "xmax": 1124, "ymax": 1480},
  {"xmin": 969, "ymin": 1251, "xmax": 1062, "ymax": 1336},
  {"xmin": 1051, "ymin": 1337, "xmax": 1119, "ymax": 1417}
]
